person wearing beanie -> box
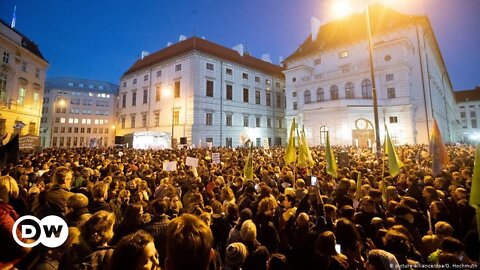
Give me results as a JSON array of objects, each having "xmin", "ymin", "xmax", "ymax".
[
  {"xmin": 367, "ymin": 249, "xmax": 400, "ymax": 270},
  {"xmin": 224, "ymin": 242, "xmax": 248, "ymax": 270}
]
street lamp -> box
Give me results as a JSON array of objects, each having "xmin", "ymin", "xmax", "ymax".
[
  {"xmin": 332, "ymin": 0, "xmax": 382, "ymax": 156},
  {"xmin": 49, "ymin": 95, "xmax": 66, "ymax": 148},
  {"xmin": 162, "ymin": 85, "xmax": 175, "ymax": 148}
]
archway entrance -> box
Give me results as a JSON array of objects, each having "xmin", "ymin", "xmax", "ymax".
[{"xmin": 352, "ymin": 118, "xmax": 374, "ymax": 147}]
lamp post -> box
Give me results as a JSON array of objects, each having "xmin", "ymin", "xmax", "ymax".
[
  {"xmin": 365, "ymin": 4, "xmax": 382, "ymax": 157},
  {"xmin": 49, "ymin": 95, "xmax": 65, "ymax": 148}
]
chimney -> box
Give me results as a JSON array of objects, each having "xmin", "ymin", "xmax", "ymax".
[
  {"xmin": 167, "ymin": 42, "xmax": 173, "ymax": 47},
  {"xmin": 261, "ymin": 54, "xmax": 272, "ymax": 63},
  {"xmin": 140, "ymin": 51, "xmax": 150, "ymax": 60},
  {"xmin": 179, "ymin": 35, "xmax": 187, "ymax": 42},
  {"xmin": 232, "ymin": 44, "xmax": 244, "ymax": 57},
  {"xmin": 311, "ymin": 17, "xmax": 321, "ymax": 41}
]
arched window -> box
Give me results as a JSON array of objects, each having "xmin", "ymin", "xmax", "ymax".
[
  {"xmin": 362, "ymin": 79, "xmax": 372, "ymax": 99},
  {"xmin": 304, "ymin": 90, "xmax": 311, "ymax": 104},
  {"xmin": 320, "ymin": 126, "xmax": 329, "ymax": 145},
  {"xmin": 317, "ymin": 88, "xmax": 324, "ymax": 102},
  {"xmin": 330, "ymin": 85, "xmax": 338, "ymax": 100},
  {"xmin": 345, "ymin": 82, "xmax": 354, "ymax": 99}
]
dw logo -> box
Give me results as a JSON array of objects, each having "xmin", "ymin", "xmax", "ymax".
[{"xmin": 12, "ymin": 215, "xmax": 69, "ymax": 248}]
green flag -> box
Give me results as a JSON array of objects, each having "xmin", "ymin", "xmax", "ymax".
[
  {"xmin": 284, "ymin": 117, "xmax": 296, "ymax": 165},
  {"xmin": 469, "ymin": 144, "xmax": 480, "ymax": 241},
  {"xmin": 301, "ymin": 126, "xmax": 315, "ymax": 168},
  {"xmin": 325, "ymin": 131, "xmax": 337, "ymax": 178},
  {"xmin": 385, "ymin": 126, "xmax": 404, "ymax": 177},
  {"xmin": 243, "ymin": 142, "xmax": 254, "ymax": 180}
]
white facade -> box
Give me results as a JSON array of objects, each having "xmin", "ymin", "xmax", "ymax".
[
  {"xmin": 118, "ymin": 37, "xmax": 286, "ymax": 148},
  {"xmin": 40, "ymin": 77, "xmax": 118, "ymax": 148},
  {"xmin": 455, "ymin": 87, "xmax": 480, "ymax": 143},
  {"xmin": 283, "ymin": 5, "xmax": 458, "ymax": 146},
  {"xmin": 0, "ymin": 21, "xmax": 48, "ymax": 142}
]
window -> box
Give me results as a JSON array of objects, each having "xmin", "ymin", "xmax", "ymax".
[
  {"xmin": 156, "ymin": 70, "xmax": 162, "ymax": 77},
  {"xmin": 266, "ymin": 79, "xmax": 271, "ymax": 85},
  {"xmin": 2, "ymin": 52, "xmax": 9, "ymax": 63},
  {"xmin": 293, "ymin": 102, "xmax": 298, "ymax": 110},
  {"xmin": 130, "ymin": 115, "xmax": 136, "ymax": 128},
  {"xmin": 122, "ymin": 94, "xmax": 126, "ymax": 108},
  {"xmin": 206, "ymin": 80, "xmax": 214, "ymax": 97},
  {"xmin": 292, "ymin": 92, "xmax": 297, "ymax": 97},
  {"xmin": 255, "ymin": 76, "xmax": 260, "ymax": 83},
  {"xmin": 243, "ymin": 88, "xmax": 249, "ymax": 103},
  {"xmin": 330, "ymin": 85, "xmax": 339, "ymax": 100},
  {"xmin": 133, "ymin": 78, "xmax": 137, "ymax": 85},
  {"xmin": 35, "ymin": 68, "xmax": 40, "ymax": 78},
  {"xmin": 256, "ymin": 138, "xmax": 261, "ymax": 147},
  {"xmin": 389, "ymin": 116, "xmax": 398, "ymax": 123},
  {"xmin": 53, "ymin": 127, "xmax": 58, "ymax": 133},
  {"xmin": 21, "ymin": 61, "xmax": 27, "ymax": 72},
  {"xmin": 173, "ymin": 110, "xmax": 179, "ymax": 125},
  {"xmin": 143, "ymin": 89, "xmax": 148, "ymax": 104},
  {"xmin": 243, "ymin": 73, "xmax": 248, "ymax": 80},
  {"xmin": 206, "ymin": 63, "xmax": 214, "ymax": 71},
  {"xmin": 472, "ymin": 119, "xmax": 478, "ymax": 128},
  {"xmin": 275, "ymin": 82, "xmax": 280, "ymax": 88},
  {"xmin": 73, "ymin": 137, "xmax": 78, "ymax": 146},
  {"xmin": 255, "ymin": 90, "xmax": 261, "ymax": 104},
  {"xmin": 226, "ymin": 84, "xmax": 233, "ymax": 100},
  {"xmin": 387, "ymin": 87, "xmax": 396, "ymax": 99},
  {"xmin": 156, "ymin": 85, "xmax": 161, "ymax": 102},
  {"xmin": 462, "ymin": 120, "xmax": 467, "ymax": 129},
  {"xmin": 314, "ymin": 58, "xmax": 321, "ymax": 65},
  {"xmin": 292, "ymin": 77, "xmax": 296, "ymax": 82},
  {"xmin": 18, "ymin": 87, "xmax": 26, "ymax": 105},
  {"xmin": 304, "ymin": 90, "xmax": 311, "ymax": 104},
  {"xmin": 317, "ymin": 88, "xmax": 324, "ymax": 102},
  {"xmin": 266, "ymin": 92, "xmax": 271, "ymax": 107},
  {"xmin": 386, "ymin": 74, "xmax": 394, "ymax": 81},
  {"xmin": 174, "ymin": 81, "xmax": 180, "ymax": 97},
  {"xmin": 243, "ymin": 116, "xmax": 249, "ymax": 127},
  {"xmin": 132, "ymin": 92, "xmax": 137, "ymax": 106},
  {"xmin": 226, "ymin": 114, "xmax": 232, "ymax": 126},
  {"xmin": 320, "ymin": 126, "xmax": 328, "ymax": 145},
  {"xmin": 144, "ymin": 74, "xmax": 149, "ymax": 81},
  {"xmin": 277, "ymin": 118, "xmax": 283, "ymax": 129},
  {"xmin": 256, "ymin": 117, "xmax": 261, "ymax": 127},
  {"xmin": 80, "ymin": 137, "xmax": 84, "ymax": 146},
  {"xmin": 99, "ymin": 128, "xmax": 103, "ymax": 134},
  {"xmin": 361, "ymin": 79, "xmax": 372, "ymax": 99},
  {"xmin": 460, "ymin": 112, "xmax": 466, "ymax": 118},
  {"xmin": 0, "ymin": 74, "xmax": 7, "ymax": 101},
  {"xmin": 142, "ymin": 114, "xmax": 147, "ymax": 127},
  {"xmin": 93, "ymin": 128, "xmax": 97, "ymax": 134},
  {"xmin": 226, "ymin": 68, "xmax": 233, "ymax": 75},
  {"xmin": 87, "ymin": 128, "xmax": 91, "ymax": 133},
  {"xmin": 74, "ymin": 127, "xmax": 78, "ymax": 133},
  {"xmin": 341, "ymin": 67, "xmax": 349, "ymax": 73},
  {"xmin": 154, "ymin": 112, "xmax": 159, "ymax": 127},
  {"xmin": 276, "ymin": 94, "xmax": 282, "ymax": 108},
  {"xmin": 339, "ymin": 50, "xmax": 348, "ymax": 58},
  {"xmin": 345, "ymin": 82, "xmax": 354, "ymax": 99},
  {"xmin": 121, "ymin": 117, "xmax": 126, "ymax": 129},
  {"xmin": 470, "ymin": 111, "xmax": 476, "ymax": 118},
  {"xmin": 206, "ymin": 113, "xmax": 213, "ymax": 125},
  {"xmin": 267, "ymin": 118, "xmax": 272, "ymax": 128},
  {"xmin": 80, "ymin": 128, "xmax": 85, "ymax": 133},
  {"xmin": 226, "ymin": 138, "xmax": 232, "ymax": 147},
  {"xmin": 123, "ymin": 81, "xmax": 127, "ymax": 88},
  {"xmin": 175, "ymin": 64, "xmax": 182, "ymax": 71}
]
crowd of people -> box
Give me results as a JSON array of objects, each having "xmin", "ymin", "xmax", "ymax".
[{"xmin": 0, "ymin": 144, "xmax": 479, "ymax": 270}]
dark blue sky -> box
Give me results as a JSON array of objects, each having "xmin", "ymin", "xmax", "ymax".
[{"xmin": 1, "ymin": 0, "xmax": 479, "ymax": 90}]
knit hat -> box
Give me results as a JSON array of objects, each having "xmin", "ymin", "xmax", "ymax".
[
  {"xmin": 225, "ymin": 242, "xmax": 248, "ymax": 267},
  {"xmin": 367, "ymin": 249, "xmax": 400, "ymax": 270}
]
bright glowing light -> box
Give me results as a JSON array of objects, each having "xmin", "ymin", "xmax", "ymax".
[
  {"xmin": 331, "ymin": 0, "xmax": 353, "ymax": 19},
  {"xmin": 58, "ymin": 99, "xmax": 66, "ymax": 106},
  {"xmin": 162, "ymin": 86, "xmax": 173, "ymax": 98},
  {"xmin": 111, "ymin": 125, "xmax": 116, "ymax": 129}
]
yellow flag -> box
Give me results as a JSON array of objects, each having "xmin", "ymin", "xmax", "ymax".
[
  {"xmin": 301, "ymin": 126, "xmax": 315, "ymax": 168},
  {"xmin": 284, "ymin": 117, "xmax": 296, "ymax": 165},
  {"xmin": 470, "ymin": 144, "xmax": 480, "ymax": 241},
  {"xmin": 243, "ymin": 142, "xmax": 254, "ymax": 180},
  {"xmin": 325, "ymin": 131, "xmax": 337, "ymax": 178},
  {"xmin": 355, "ymin": 171, "xmax": 362, "ymax": 200},
  {"xmin": 385, "ymin": 126, "xmax": 404, "ymax": 177}
]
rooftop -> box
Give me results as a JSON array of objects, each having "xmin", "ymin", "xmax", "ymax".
[
  {"xmin": 284, "ymin": 4, "xmax": 424, "ymax": 64},
  {"xmin": 123, "ymin": 36, "xmax": 284, "ymax": 77},
  {"xmin": 455, "ymin": 86, "xmax": 480, "ymax": 103},
  {"xmin": 0, "ymin": 19, "xmax": 48, "ymax": 63},
  {"xmin": 46, "ymin": 77, "xmax": 119, "ymax": 94}
]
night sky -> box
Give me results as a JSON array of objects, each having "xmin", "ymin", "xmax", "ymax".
[{"xmin": 1, "ymin": 0, "xmax": 479, "ymax": 91}]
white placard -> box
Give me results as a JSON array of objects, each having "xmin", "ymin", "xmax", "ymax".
[
  {"xmin": 207, "ymin": 142, "xmax": 213, "ymax": 149},
  {"xmin": 212, "ymin": 153, "xmax": 220, "ymax": 164},
  {"xmin": 163, "ymin": 161, "xmax": 177, "ymax": 172},
  {"xmin": 186, "ymin": 156, "xmax": 199, "ymax": 167},
  {"xmin": 262, "ymin": 138, "xmax": 269, "ymax": 149}
]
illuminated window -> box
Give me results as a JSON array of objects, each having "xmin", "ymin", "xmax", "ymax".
[
  {"xmin": 174, "ymin": 81, "xmax": 180, "ymax": 98},
  {"xmin": 18, "ymin": 87, "xmax": 26, "ymax": 105},
  {"xmin": 60, "ymin": 118, "xmax": 66, "ymax": 123},
  {"xmin": 339, "ymin": 50, "xmax": 348, "ymax": 58},
  {"xmin": 173, "ymin": 110, "xmax": 179, "ymax": 125}
]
